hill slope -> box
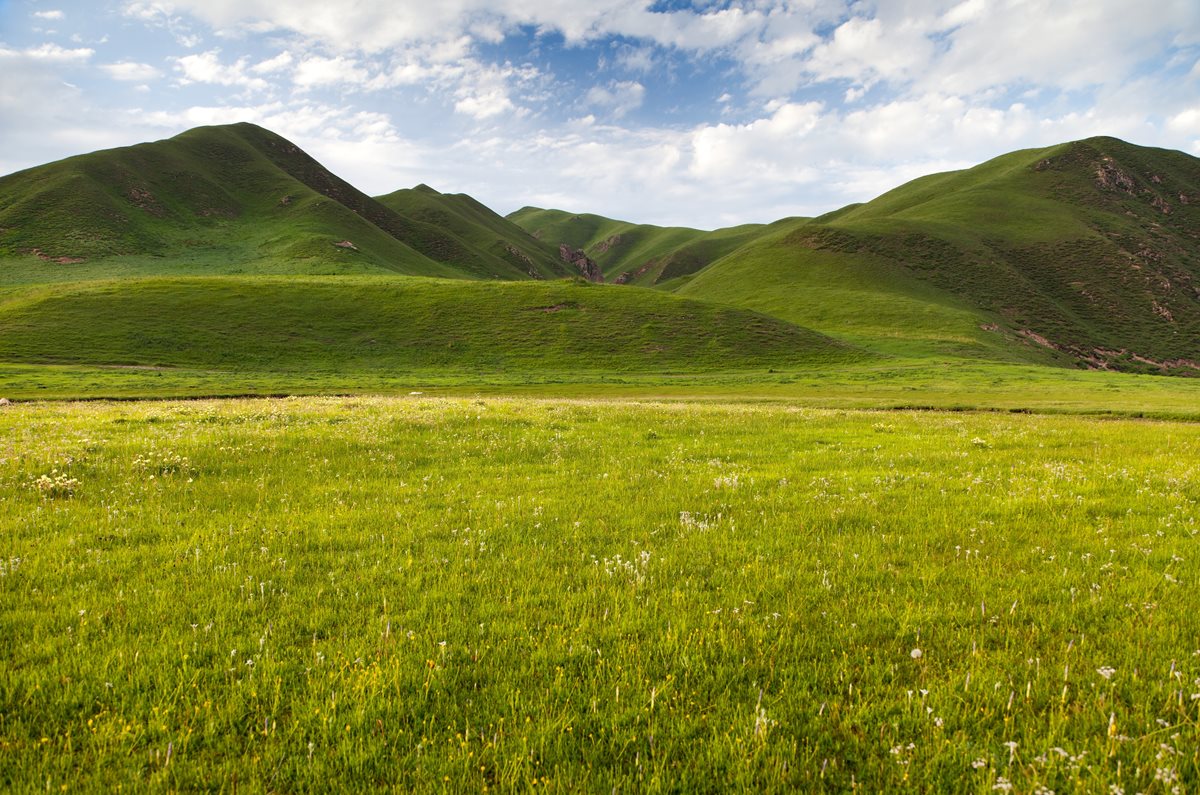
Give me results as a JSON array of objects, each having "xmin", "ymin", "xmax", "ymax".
[
  {"xmin": 375, "ymin": 186, "xmax": 568, "ymax": 280},
  {"xmin": 0, "ymin": 277, "xmax": 865, "ymax": 375},
  {"xmin": 680, "ymin": 137, "xmax": 1200, "ymax": 372},
  {"xmin": 507, "ymin": 207, "xmax": 787, "ymax": 286},
  {"xmin": 0, "ymin": 124, "xmax": 565, "ymax": 284}
]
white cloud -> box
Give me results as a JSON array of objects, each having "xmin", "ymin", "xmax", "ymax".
[
  {"xmin": 450, "ymin": 61, "xmax": 540, "ymax": 120},
  {"xmin": 251, "ymin": 51, "xmax": 293, "ymax": 74},
  {"xmin": 0, "ymin": 43, "xmax": 94, "ymax": 62},
  {"xmin": 689, "ymin": 101, "xmax": 824, "ymax": 183},
  {"xmin": 930, "ymin": 0, "xmax": 1200, "ymax": 94},
  {"xmin": 455, "ymin": 91, "xmax": 515, "ymax": 120},
  {"xmin": 175, "ymin": 50, "xmax": 268, "ymax": 90},
  {"xmin": 130, "ymin": 0, "xmax": 769, "ymax": 53},
  {"xmin": 33, "ymin": 10, "xmax": 65, "ymax": 21},
  {"xmin": 940, "ymin": 0, "xmax": 986, "ymax": 29},
  {"xmin": 586, "ymin": 80, "xmax": 645, "ymax": 118},
  {"xmin": 1168, "ymin": 107, "xmax": 1200, "ymax": 135},
  {"xmin": 293, "ymin": 55, "xmax": 369, "ymax": 89},
  {"xmin": 613, "ymin": 46, "xmax": 654, "ymax": 74},
  {"xmin": 102, "ymin": 61, "xmax": 163, "ymax": 81}
]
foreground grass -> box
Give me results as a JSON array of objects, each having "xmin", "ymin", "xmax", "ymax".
[{"xmin": 2, "ymin": 397, "xmax": 1198, "ymax": 791}]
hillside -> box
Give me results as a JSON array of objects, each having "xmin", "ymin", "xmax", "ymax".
[
  {"xmin": 375, "ymin": 186, "xmax": 567, "ymax": 280},
  {"xmin": 0, "ymin": 124, "xmax": 565, "ymax": 284},
  {"xmin": 0, "ymin": 276, "xmax": 864, "ymax": 376},
  {"xmin": 507, "ymin": 207, "xmax": 787, "ymax": 285},
  {"xmin": 680, "ymin": 137, "xmax": 1200, "ymax": 372}
]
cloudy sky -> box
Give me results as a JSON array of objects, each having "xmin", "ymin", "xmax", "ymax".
[{"xmin": 2, "ymin": 0, "xmax": 1199, "ymax": 228}]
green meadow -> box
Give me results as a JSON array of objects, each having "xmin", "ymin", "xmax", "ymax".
[{"xmin": 3, "ymin": 396, "xmax": 1198, "ymax": 791}]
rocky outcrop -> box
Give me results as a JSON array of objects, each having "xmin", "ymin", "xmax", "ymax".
[
  {"xmin": 558, "ymin": 244, "xmax": 604, "ymax": 282},
  {"xmin": 1094, "ymin": 157, "xmax": 1137, "ymax": 194}
]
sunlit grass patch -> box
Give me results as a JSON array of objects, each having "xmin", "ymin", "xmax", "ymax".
[{"xmin": 1, "ymin": 397, "xmax": 1197, "ymax": 791}]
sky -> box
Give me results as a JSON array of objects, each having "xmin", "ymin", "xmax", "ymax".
[{"xmin": 2, "ymin": 0, "xmax": 1199, "ymax": 229}]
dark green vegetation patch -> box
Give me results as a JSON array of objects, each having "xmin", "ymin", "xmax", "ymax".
[{"xmin": 0, "ymin": 277, "xmax": 862, "ymax": 376}]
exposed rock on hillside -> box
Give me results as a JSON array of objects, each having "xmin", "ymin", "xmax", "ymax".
[{"xmin": 559, "ymin": 244, "xmax": 604, "ymax": 282}]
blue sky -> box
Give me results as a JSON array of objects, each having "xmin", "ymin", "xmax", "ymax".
[{"xmin": 2, "ymin": 0, "xmax": 1199, "ymax": 228}]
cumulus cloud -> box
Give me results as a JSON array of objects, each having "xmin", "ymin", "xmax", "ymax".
[
  {"xmin": 33, "ymin": 10, "xmax": 65, "ymax": 21},
  {"xmin": 293, "ymin": 55, "xmax": 369, "ymax": 89},
  {"xmin": 102, "ymin": 61, "xmax": 162, "ymax": 81},
  {"xmin": 930, "ymin": 0, "xmax": 1200, "ymax": 94},
  {"xmin": 174, "ymin": 50, "xmax": 269, "ymax": 91},
  {"xmin": 450, "ymin": 62, "xmax": 541, "ymax": 120},
  {"xmin": 689, "ymin": 101, "xmax": 823, "ymax": 183}
]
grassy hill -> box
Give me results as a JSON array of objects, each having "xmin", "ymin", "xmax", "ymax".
[
  {"xmin": 507, "ymin": 207, "xmax": 787, "ymax": 285},
  {"xmin": 0, "ymin": 124, "xmax": 563, "ymax": 284},
  {"xmin": 375, "ymin": 186, "xmax": 568, "ymax": 280},
  {"xmin": 680, "ymin": 137, "xmax": 1200, "ymax": 372},
  {"xmin": 0, "ymin": 277, "xmax": 864, "ymax": 378}
]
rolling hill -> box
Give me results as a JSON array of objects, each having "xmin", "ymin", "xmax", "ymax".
[
  {"xmin": 375, "ymin": 185, "xmax": 567, "ymax": 280},
  {"xmin": 506, "ymin": 207, "xmax": 789, "ymax": 286},
  {"xmin": 0, "ymin": 123, "xmax": 570, "ymax": 284},
  {"xmin": 674, "ymin": 137, "xmax": 1200, "ymax": 372}
]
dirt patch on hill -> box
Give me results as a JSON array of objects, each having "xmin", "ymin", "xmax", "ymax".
[{"xmin": 29, "ymin": 248, "xmax": 86, "ymax": 265}]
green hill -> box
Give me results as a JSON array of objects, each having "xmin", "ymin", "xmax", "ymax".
[
  {"xmin": 0, "ymin": 276, "xmax": 864, "ymax": 377},
  {"xmin": 375, "ymin": 186, "xmax": 569, "ymax": 280},
  {"xmin": 0, "ymin": 124, "xmax": 562, "ymax": 284},
  {"xmin": 506, "ymin": 207, "xmax": 787, "ymax": 286},
  {"xmin": 679, "ymin": 137, "xmax": 1200, "ymax": 372}
]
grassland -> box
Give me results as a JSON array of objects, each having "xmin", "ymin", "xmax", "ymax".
[{"xmin": 3, "ymin": 395, "xmax": 1198, "ymax": 791}]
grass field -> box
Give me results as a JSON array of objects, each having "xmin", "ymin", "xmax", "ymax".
[{"xmin": 3, "ymin": 395, "xmax": 1198, "ymax": 791}]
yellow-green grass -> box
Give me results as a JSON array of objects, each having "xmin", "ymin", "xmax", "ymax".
[
  {"xmin": 6, "ymin": 361, "xmax": 1200, "ymax": 422},
  {"xmin": 2, "ymin": 396, "xmax": 1198, "ymax": 791}
]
